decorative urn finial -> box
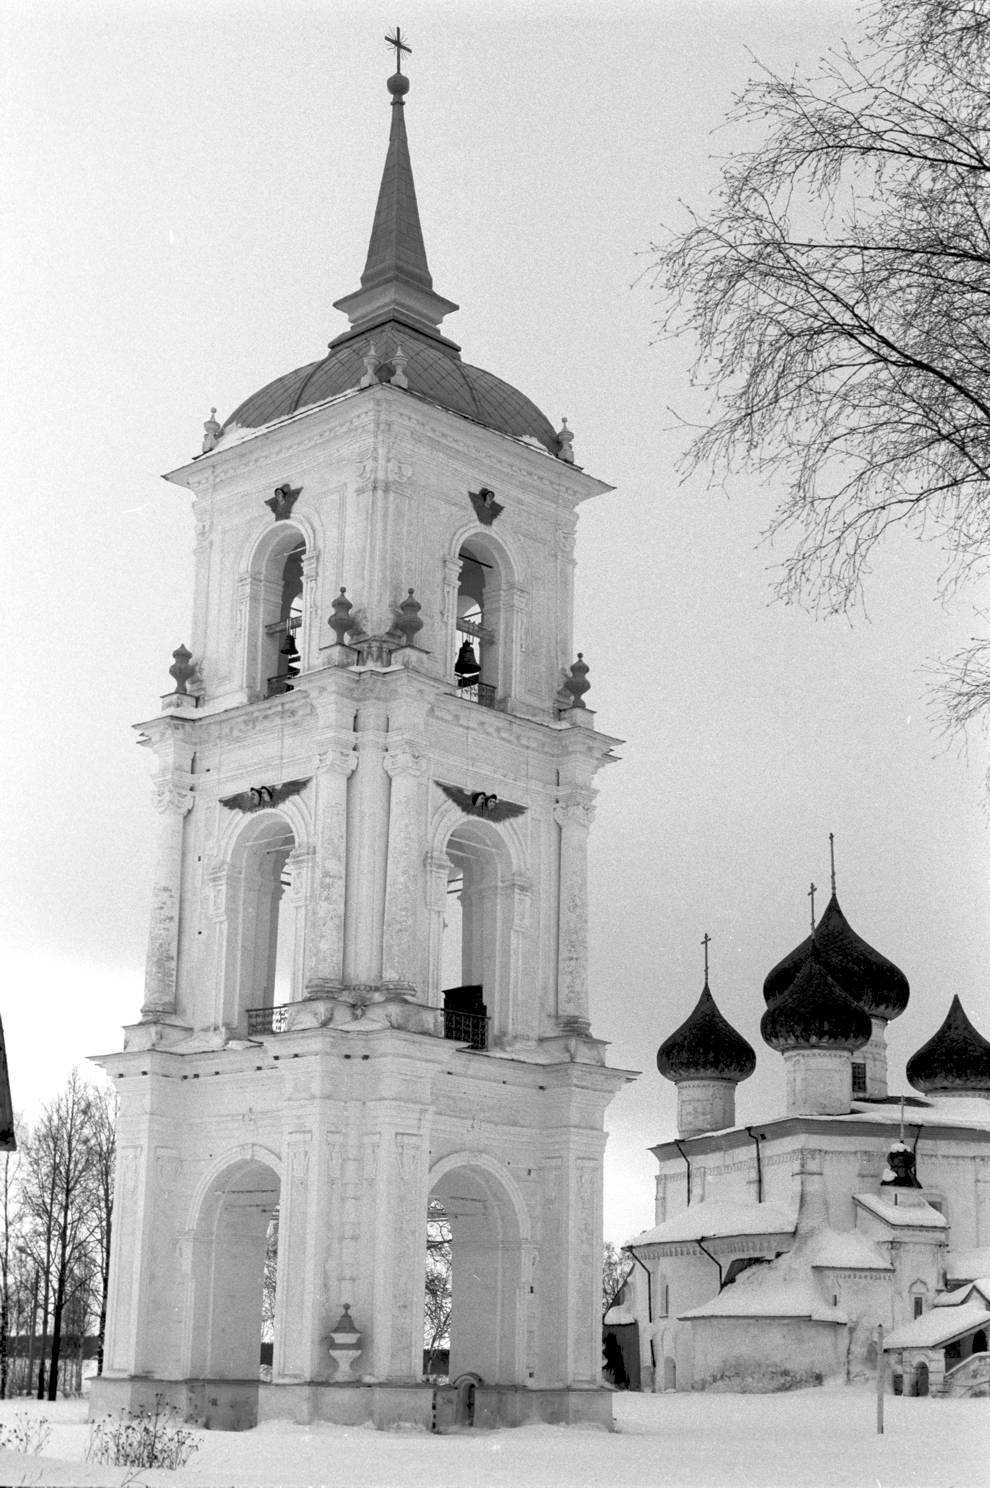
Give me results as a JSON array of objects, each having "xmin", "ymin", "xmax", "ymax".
[
  {"xmin": 563, "ymin": 654, "xmax": 590, "ymax": 708},
  {"xmin": 328, "ymin": 588, "xmax": 354, "ymax": 645},
  {"xmin": 168, "ymin": 644, "xmax": 195, "ymax": 695},
  {"xmin": 556, "ymin": 417, "xmax": 575, "ymax": 463},
  {"xmin": 201, "ymin": 407, "xmax": 221, "ymax": 453}
]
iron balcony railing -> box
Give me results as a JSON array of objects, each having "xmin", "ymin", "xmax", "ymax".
[
  {"xmin": 442, "ymin": 1009, "xmax": 490, "ymax": 1050},
  {"xmin": 457, "ymin": 681, "xmax": 496, "ymax": 708},
  {"xmin": 247, "ymin": 1003, "xmax": 290, "ymax": 1036}
]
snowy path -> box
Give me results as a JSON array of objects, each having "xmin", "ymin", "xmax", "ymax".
[{"xmin": 0, "ymin": 1386, "xmax": 986, "ymax": 1487}]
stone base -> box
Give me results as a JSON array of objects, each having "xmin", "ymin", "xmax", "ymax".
[
  {"xmin": 89, "ymin": 1376, "xmax": 259, "ymax": 1432},
  {"xmin": 90, "ymin": 1377, "xmax": 615, "ymax": 1433}
]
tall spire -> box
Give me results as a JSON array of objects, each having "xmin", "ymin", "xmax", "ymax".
[{"xmin": 331, "ymin": 45, "xmax": 459, "ymax": 349}]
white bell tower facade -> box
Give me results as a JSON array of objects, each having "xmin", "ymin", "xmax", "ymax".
[{"xmin": 92, "ymin": 55, "xmax": 631, "ymax": 1432}]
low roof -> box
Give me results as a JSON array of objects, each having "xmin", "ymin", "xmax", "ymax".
[
  {"xmin": 854, "ymin": 1193, "xmax": 947, "ymax": 1229},
  {"xmin": 681, "ymin": 1274, "xmax": 845, "ymax": 1324},
  {"xmin": 885, "ymin": 1296, "xmax": 990, "ymax": 1350},
  {"xmin": 948, "ymin": 1247, "xmax": 990, "ymax": 1283},
  {"xmin": 626, "ymin": 1198, "xmax": 795, "ymax": 1249}
]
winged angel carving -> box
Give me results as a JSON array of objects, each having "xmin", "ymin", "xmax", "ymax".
[
  {"xmin": 219, "ymin": 778, "xmax": 311, "ymax": 812},
  {"xmin": 436, "ymin": 781, "xmax": 526, "ymax": 822}
]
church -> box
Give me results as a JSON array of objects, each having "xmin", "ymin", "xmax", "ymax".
[
  {"xmin": 91, "ymin": 38, "xmax": 632, "ymax": 1431},
  {"xmin": 610, "ymin": 853, "xmax": 990, "ymax": 1397}
]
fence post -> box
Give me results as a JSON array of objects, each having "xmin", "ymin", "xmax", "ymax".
[{"xmin": 876, "ymin": 1323, "xmax": 885, "ymax": 1435}]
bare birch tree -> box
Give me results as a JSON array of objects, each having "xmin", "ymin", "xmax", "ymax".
[{"xmin": 650, "ymin": 0, "xmax": 990, "ymax": 726}]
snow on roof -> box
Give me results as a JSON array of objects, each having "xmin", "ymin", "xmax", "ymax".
[
  {"xmin": 884, "ymin": 1297, "xmax": 990, "ymax": 1350},
  {"xmin": 801, "ymin": 1227, "xmax": 891, "ymax": 1271},
  {"xmin": 603, "ymin": 1302, "xmax": 638, "ymax": 1327},
  {"xmin": 847, "ymin": 1095, "xmax": 990, "ymax": 1130},
  {"xmin": 626, "ymin": 1198, "xmax": 795, "ymax": 1249},
  {"xmin": 681, "ymin": 1271, "xmax": 845, "ymax": 1323},
  {"xmin": 947, "ymin": 1248, "xmax": 990, "ymax": 1283},
  {"xmin": 853, "ymin": 1193, "xmax": 947, "ymax": 1229},
  {"xmin": 933, "ymin": 1279, "xmax": 990, "ymax": 1310}
]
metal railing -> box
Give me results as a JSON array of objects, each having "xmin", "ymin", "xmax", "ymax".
[
  {"xmin": 247, "ymin": 1004, "xmax": 290, "ymax": 1036},
  {"xmin": 457, "ymin": 681, "xmax": 496, "ymax": 708},
  {"xmin": 442, "ymin": 1010, "xmax": 490, "ymax": 1050}
]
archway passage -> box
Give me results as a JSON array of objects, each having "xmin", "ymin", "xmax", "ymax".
[
  {"xmin": 429, "ymin": 1162, "xmax": 525, "ymax": 1387},
  {"xmin": 189, "ymin": 1158, "xmax": 281, "ymax": 1382},
  {"xmin": 225, "ymin": 814, "xmax": 298, "ymax": 1034}
]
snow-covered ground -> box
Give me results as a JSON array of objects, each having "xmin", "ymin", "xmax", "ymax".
[{"xmin": 0, "ymin": 1387, "xmax": 986, "ymax": 1488}]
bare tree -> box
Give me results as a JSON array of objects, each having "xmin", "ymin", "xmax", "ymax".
[
  {"xmin": 20, "ymin": 1071, "xmax": 100, "ymax": 1400},
  {"xmin": 85, "ymin": 1086, "xmax": 116, "ymax": 1378},
  {"xmin": 0, "ymin": 1134, "xmax": 22, "ymax": 1396},
  {"xmin": 650, "ymin": 0, "xmax": 990, "ymax": 718},
  {"xmin": 602, "ymin": 1240, "xmax": 629, "ymax": 1317},
  {"xmin": 423, "ymin": 1201, "xmax": 451, "ymax": 1377}
]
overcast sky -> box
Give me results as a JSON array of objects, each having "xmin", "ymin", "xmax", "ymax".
[{"xmin": 3, "ymin": 0, "xmax": 988, "ymax": 1246}]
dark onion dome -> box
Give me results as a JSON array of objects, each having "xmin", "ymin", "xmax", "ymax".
[
  {"xmin": 762, "ymin": 893, "xmax": 909, "ymax": 1021},
  {"xmin": 760, "ymin": 949, "xmax": 873, "ymax": 1053},
  {"xmin": 906, "ymin": 994, "xmax": 990, "ymax": 1095},
  {"xmin": 657, "ymin": 984, "xmax": 757, "ymax": 1084},
  {"xmin": 222, "ymin": 327, "xmax": 559, "ymax": 454}
]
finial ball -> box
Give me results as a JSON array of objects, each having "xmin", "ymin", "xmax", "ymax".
[{"xmin": 387, "ymin": 71, "xmax": 410, "ymax": 97}]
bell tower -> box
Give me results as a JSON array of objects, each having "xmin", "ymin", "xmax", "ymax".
[{"xmin": 92, "ymin": 49, "xmax": 632, "ymax": 1432}]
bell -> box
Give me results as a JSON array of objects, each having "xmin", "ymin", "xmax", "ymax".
[
  {"xmin": 455, "ymin": 639, "xmax": 480, "ymax": 687},
  {"xmin": 280, "ymin": 630, "xmax": 300, "ymax": 679}
]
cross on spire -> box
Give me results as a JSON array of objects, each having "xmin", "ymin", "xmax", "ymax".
[
  {"xmin": 828, "ymin": 831, "xmax": 837, "ymax": 895},
  {"xmin": 701, "ymin": 931, "xmax": 711, "ymax": 984},
  {"xmin": 808, "ymin": 881, "xmax": 817, "ymax": 931},
  {"xmin": 385, "ymin": 26, "xmax": 411, "ymax": 73}
]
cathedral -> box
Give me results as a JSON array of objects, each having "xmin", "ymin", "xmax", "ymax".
[
  {"xmin": 91, "ymin": 44, "xmax": 631, "ymax": 1431},
  {"xmin": 609, "ymin": 855, "xmax": 990, "ymax": 1398}
]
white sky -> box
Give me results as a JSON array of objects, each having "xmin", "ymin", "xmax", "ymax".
[{"xmin": 2, "ymin": 0, "xmax": 988, "ymax": 1247}]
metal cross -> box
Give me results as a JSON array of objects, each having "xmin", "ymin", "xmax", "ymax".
[
  {"xmin": 385, "ymin": 27, "xmax": 411, "ymax": 72},
  {"xmin": 828, "ymin": 831, "xmax": 837, "ymax": 895},
  {"xmin": 701, "ymin": 932, "xmax": 711, "ymax": 983},
  {"xmin": 808, "ymin": 881, "xmax": 817, "ymax": 931}
]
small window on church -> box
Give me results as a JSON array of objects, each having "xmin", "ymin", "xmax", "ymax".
[
  {"xmin": 913, "ymin": 1295, "xmax": 925, "ymax": 1319},
  {"xmin": 851, "ymin": 1062, "xmax": 867, "ymax": 1095}
]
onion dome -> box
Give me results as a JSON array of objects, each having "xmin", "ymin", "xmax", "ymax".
[
  {"xmin": 763, "ymin": 894, "xmax": 909, "ymax": 1021},
  {"xmin": 220, "ymin": 61, "xmax": 559, "ymax": 457},
  {"xmin": 657, "ymin": 984, "xmax": 757, "ymax": 1085},
  {"xmin": 760, "ymin": 949, "xmax": 873, "ymax": 1053},
  {"xmin": 906, "ymin": 995, "xmax": 990, "ymax": 1096}
]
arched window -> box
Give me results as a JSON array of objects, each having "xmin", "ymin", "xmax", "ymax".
[
  {"xmin": 438, "ymin": 820, "xmax": 517, "ymax": 1045},
  {"xmin": 220, "ymin": 815, "xmax": 300, "ymax": 1035},
  {"xmin": 243, "ymin": 528, "xmax": 306, "ymax": 701},
  {"xmin": 454, "ymin": 544, "xmax": 496, "ymax": 706}
]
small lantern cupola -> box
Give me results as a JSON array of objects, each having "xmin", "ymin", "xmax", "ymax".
[
  {"xmin": 906, "ymin": 995, "xmax": 990, "ymax": 1098},
  {"xmin": 761, "ymin": 946, "xmax": 872, "ymax": 1117},
  {"xmin": 762, "ymin": 838, "xmax": 909, "ymax": 1097},
  {"xmin": 657, "ymin": 935, "xmax": 756, "ymax": 1137}
]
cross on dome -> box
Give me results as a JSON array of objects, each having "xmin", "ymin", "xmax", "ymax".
[{"xmin": 385, "ymin": 27, "xmax": 411, "ymax": 73}]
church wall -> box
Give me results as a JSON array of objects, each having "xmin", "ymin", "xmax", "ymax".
[{"xmin": 690, "ymin": 1317, "xmax": 846, "ymax": 1389}]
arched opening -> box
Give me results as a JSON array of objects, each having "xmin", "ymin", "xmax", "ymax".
[
  {"xmin": 428, "ymin": 1161, "xmax": 525, "ymax": 1387},
  {"xmin": 972, "ymin": 1329, "xmax": 987, "ymax": 1356},
  {"xmin": 454, "ymin": 542, "xmax": 499, "ymax": 706},
  {"xmin": 188, "ymin": 1156, "xmax": 281, "ymax": 1384},
  {"xmin": 224, "ymin": 815, "xmax": 299, "ymax": 1034},
  {"xmin": 245, "ymin": 528, "xmax": 305, "ymax": 700},
  {"xmin": 439, "ymin": 819, "xmax": 514, "ymax": 1046},
  {"xmin": 913, "ymin": 1360, "xmax": 930, "ymax": 1396},
  {"xmin": 663, "ymin": 1355, "xmax": 677, "ymax": 1391}
]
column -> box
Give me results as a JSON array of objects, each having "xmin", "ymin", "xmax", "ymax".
[
  {"xmin": 425, "ymin": 850, "xmax": 451, "ymax": 1005},
  {"xmin": 553, "ymin": 791, "xmax": 596, "ymax": 1033},
  {"xmin": 344, "ymin": 698, "xmax": 389, "ymax": 985},
  {"xmin": 382, "ymin": 744, "xmax": 428, "ymax": 988},
  {"xmin": 304, "ymin": 748, "xmax": 357, "ymax": 996},
  {"xmin": 141, "ymin": 778, "xmax": 194, "ymax": 1019}
]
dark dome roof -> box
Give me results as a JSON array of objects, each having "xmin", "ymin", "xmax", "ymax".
[
  {"xmin": 906, "ymin": 995, "xmax": 990, "ymax": 1095},
  {"xmin": 763, "ymin": 894, "xmax": 909, "ymax": 1021},
  {"xmin": 761, "ymin": 951, "xmax": 873, "ymax": 1053},
  {"xmin": 657, "ymin": 984, "xmax": 757, "ymax": 1084},
  {"xmin": 222, "ymin": 325, "xmax": 559, "ymax": 454}
]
